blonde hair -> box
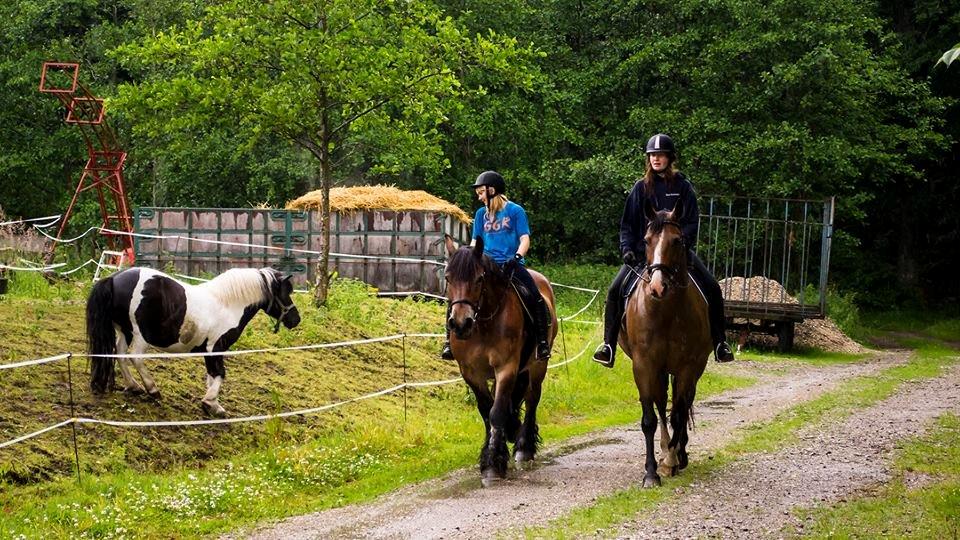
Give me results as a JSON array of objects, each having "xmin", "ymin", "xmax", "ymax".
[{"xmin": 485, "ymin": 194, "xmax": 509, "ymax": 217}]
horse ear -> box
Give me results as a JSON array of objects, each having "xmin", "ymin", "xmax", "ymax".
[
  {"xmin": 282, "ymin": 274, "xmax": 292, "ymax": 283},
  {"xmin": 473, "ymin": 235, "xmax": 484, "ymax": 260},
  {"xmin": 444, "ymin": 234, "xmax": 458, "ymax": 257},
  {"xmin": 670, "ymin": 198, "xmax": 684, "ymax": 221},
  {"xmin": 644, "ymin": 198, "xmax": 658, "ymax": 221}
]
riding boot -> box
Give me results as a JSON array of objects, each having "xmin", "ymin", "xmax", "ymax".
[
  {"xmin": 593, "ymin": 270, "xmax": 628, "ymax": 368},
  {"xmin": 440, "ymin": 303, "xmax": 455, "ymax": 360},
  {"xmin": 440, "ymin": 337, "xmax": 455, "ymax": 360},
  {"xmin": 534, "ymin": 296, "xmax": 552, "ymax": 360}
]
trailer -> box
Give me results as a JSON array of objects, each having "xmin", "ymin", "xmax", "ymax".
[{"xmin": 698, "ymin": 196, "xmax": 836, "ymax": 351}]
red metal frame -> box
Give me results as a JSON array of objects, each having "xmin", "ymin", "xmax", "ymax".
[{"xmin": 40, "ymin": 61, "xmax": 135, "ymax": 265}]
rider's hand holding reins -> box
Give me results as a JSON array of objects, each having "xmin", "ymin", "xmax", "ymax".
[{"xmin": 623, "ymin": 250, "xmax": 638, "ymax": 267}]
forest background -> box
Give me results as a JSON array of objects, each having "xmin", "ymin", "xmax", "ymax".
[{"xmin": 1, "ymin": 0, "xmax": 957, "ymax": 310}]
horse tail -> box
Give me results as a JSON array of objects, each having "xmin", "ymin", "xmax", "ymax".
[{"xmin": 87, "ymin": 277, "xmax": 116, "ymax": 394}]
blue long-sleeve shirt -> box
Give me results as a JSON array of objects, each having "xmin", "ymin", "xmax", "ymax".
[{"xmin": 619, "ymin": 172, "xmax": 700, "ymax": 257}]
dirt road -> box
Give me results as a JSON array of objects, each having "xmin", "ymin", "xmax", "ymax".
[{"xmin": 235, "ymin": 350, "xmax": 959, "ymax": 539}]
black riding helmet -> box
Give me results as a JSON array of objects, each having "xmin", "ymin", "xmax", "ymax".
[
  {"xmin": 471, "ymin": 170, "xmax": 506, "ymax": 196},
  {"xmin": 645, "ymin": 133, "xmax": 676, "ymax": 155}
]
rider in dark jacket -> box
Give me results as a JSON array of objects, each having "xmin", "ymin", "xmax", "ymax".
[{"xmin": 593, "ymin": 133, "xmax": 735, "ymax": 367}]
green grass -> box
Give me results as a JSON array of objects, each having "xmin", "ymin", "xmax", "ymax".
[
  {"xmin": 736, "ymin": 347, "xmax": 867, "ymax": 366},
  {"xmin": 519, "ymin": 343, "xmax": 959, "ymax": 539},
  {"xmin": 0, "ymin": 265, "xmax": 753, "ymax": 539},
  {"xmin": 793, "ymin": 413, "xmax": 960, "ymax": 539},
  {"xmin": 853, "ymin": 309, "xmax": 960, "ymax": 348}
]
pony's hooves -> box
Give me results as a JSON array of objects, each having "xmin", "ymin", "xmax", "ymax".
[
  {"xmin": 201, "ymin": 401, "xmax": 226, "ymax": 418},
  {"xmin": 642, "ymin": 474, "xmax": 662, "ymax": 488},
  {"xmin": 146, "ymin": 390, "xmax": 161, "ymax": 401},
  {"xmin": 123, "ymin": 386, "xmax": 145, "ymax": 396}
]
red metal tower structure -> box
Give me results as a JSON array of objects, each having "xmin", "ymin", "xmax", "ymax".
[{"xmin": 39, "ymin": 62, "xmax": 135, "ymax": 265}]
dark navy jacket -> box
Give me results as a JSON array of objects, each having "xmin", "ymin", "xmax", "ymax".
[{"xmin": 619, "ymin": 172, "xmax": 700, "ymax": 257}]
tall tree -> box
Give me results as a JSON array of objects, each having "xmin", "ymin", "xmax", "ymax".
[{"xmin": 115, "ymin": 0, "xmax": 529, "ymax": 304}]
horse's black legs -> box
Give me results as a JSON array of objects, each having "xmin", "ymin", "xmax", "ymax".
[
  {"xmin": 669, "ymin": 380, "xmax": 696, "ymax": 472},
  {"xmin": 515, "ymin": 366, "xmax": 544, "ymax": 466},
  {"xmin": 640, "ymin": 398, "xmax": 661, "ymax": 488},
  {"xmin": 201, "ymin": 354, "xmax": 227, "ymax": 417},
  {"xmin": 483, "ymin": 368, "xmax": 517, "ymax": 485},
  {"xmin": 466, "ymin": 381, "xmax": 495, "ymax": 476}
]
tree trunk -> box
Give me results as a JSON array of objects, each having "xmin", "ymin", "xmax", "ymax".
[{"xmin": 313, "ymin": 87, "xmax": 333, "ymax": 307}]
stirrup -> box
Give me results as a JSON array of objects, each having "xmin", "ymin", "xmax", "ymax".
[
  {"xmin": 536, "ymin": 341, "xmax": 552, "ymax": 361},
  {"xmin": 592, "ymin": 343, "xmax": 614, "ymax": 368},
  {"xmin": 714, "ymin": 342, "xmax": 735, "ymax": 363}
]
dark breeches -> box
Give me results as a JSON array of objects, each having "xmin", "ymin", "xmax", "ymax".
[{"xmin": 687, "ymin": 251, "xmax": 727, "ymax": 346}]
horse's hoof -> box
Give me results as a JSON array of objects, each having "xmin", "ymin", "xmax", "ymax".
[
  {"xmin": 201, "ymin": 401, "xmax": 226, "ymax": 418},
  {"xmin": 123, "ymin": 386, "xmax": 145, "ymax": 396},
  {"xmin": 657, "ymin": 464, "xmax": 675, "ymax": 477},
  {"xmin": 146, "ymin": 389, "xmax": 161, "ymax": 401},
  {"xmin": 514, "ymin": 450, "xmax": 535, "ymax": 466},
  {"xmin": 642, "ymin": 474, "xmax": 661, "ymax": 488},
  {"xmin": 481, "ymin": 474, "xmax": 503, "ymax": 488}
]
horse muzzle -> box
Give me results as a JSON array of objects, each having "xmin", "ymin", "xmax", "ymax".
[{"xmin": 448, "ymin": 315, "xmax": 476, "ymax": 339}]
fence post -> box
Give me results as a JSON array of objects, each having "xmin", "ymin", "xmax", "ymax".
[
  {"xmin": 66, "ymin": 353, "xmax": 81, "ymax": 484},
  {"xmin": 559, "ymin": 319, "xmax": 569, "ymax": 374},
  {"xmin": 401, "ymin": 334, "xmax": 407, "ymax": 430}
]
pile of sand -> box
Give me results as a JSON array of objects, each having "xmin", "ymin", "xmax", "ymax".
[
  {"xmin": 719, "ymin": 276, "xmax": 866, "ymax": 354},
  {"xmin": 286, "ymin": 185, "xmax": 471, "ymax": 223}
]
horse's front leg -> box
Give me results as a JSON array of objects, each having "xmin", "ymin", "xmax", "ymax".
[
  {"xmin": 201, "ymin": 355, "xmax": 227, "ymax": 418},
  {"xmin": 483, "ymin": 364, "xmax": 517, "ymax": 486},
  {"xmin": 640, "ymin": 398, "xmax": 661, "ymax": 488}
]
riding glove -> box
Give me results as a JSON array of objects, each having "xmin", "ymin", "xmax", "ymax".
[{"xmin": 622, "ymin": 250, "xmax": 638, "ymax": 266}]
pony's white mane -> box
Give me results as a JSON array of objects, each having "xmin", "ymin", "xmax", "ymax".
[{"xmin": 200, "ymin": 268, "xmax": 271, "ymax": 306}]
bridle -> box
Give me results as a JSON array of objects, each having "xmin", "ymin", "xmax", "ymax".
[
  {"xmin": 261, "ymin": 272, "xmax": 297, "ymax": 333},
  {"xmin": 636, "ymin": 219, "xmax": 689, "ymax": 289},
  {"xmin": 270, "ymin": 296, "xmax": 297, "ymax": 333},
  {"xmin": 447, "ymin": 267, "xmax": 504, "ymax": 323}
]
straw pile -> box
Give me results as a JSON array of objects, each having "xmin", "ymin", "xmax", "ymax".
[
  {"xmin": 719, "ymin": 276, "xmax": 867, "ymax": 354},
  {"xmin": 286, "ymin": 185, "xmax": 471, "ymax": 223}
]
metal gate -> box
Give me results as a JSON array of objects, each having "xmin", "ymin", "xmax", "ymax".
[{"xmin": 699, "ymin": 196, "xmax": 836, "ymax": 350}]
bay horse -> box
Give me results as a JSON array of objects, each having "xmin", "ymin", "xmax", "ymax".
[
  {"xmin": 444, "ymin": 235, "xmax": 557, "ymax": 485},
  {"xmin": 620, "ymin": 198, "xmax": 711, "ymax": 488},
  {"xmin": 86, "ymin": 267, "xmax": 301, "ymax": 417}
]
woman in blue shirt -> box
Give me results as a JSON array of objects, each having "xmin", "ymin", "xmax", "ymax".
[{"xmin": 441, "ymin": 170, "xmax": 552, "ymax": 361}]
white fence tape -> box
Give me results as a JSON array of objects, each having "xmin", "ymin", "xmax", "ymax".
[
  {"xmin": 0, "ymin": 420, "xmax": 75, "ymax": 450},
  {"xmin": 0, "ymin": 214, "xmax": 61, "ymax": 228},
  {"xmin": 0, "ymin": 353, "xmax": 71, "ymax": 371}
]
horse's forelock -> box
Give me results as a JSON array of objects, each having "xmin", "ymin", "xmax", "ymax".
[
  {"xmin": 647, "ymin": 210, "xmax": 676, "ymax": 236},
  {"xmin": 447, "ymin": 247, "xmax": 483, "ymax": 283}
]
